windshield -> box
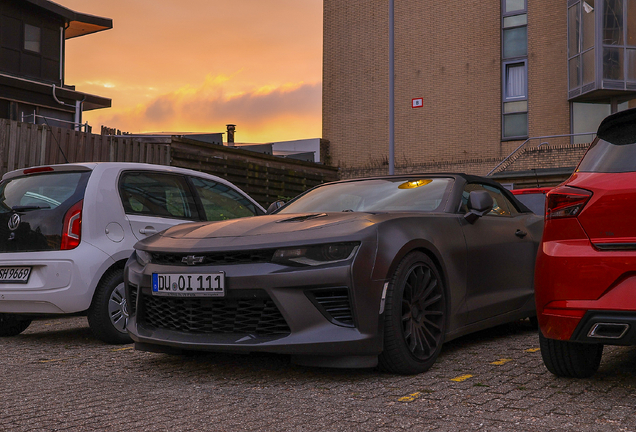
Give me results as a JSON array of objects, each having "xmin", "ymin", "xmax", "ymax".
[{"xmin": 278, "ymin": 177, "xmax": 454, "ymax": 213}]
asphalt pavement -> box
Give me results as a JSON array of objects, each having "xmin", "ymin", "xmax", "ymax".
[{"xmin": 2, "ymin": 316, "xmax": 636, "ymax": 431}]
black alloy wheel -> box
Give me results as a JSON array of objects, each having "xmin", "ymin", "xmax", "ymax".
[{"xmin": 380, "ymin": 252, "xmax": 446, "ymax": 375}]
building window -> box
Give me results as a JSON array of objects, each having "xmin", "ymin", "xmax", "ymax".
[
  {"xmin": 502, "ymin": 0, "xmax": 528, "ymax": 139},
  {"xmin": 24, "ymin": 24, "xmax": 41, "ymax": 53},
  {"xmin": 504, "ymin": 61, "xmax": 528, "ymax": 99}
]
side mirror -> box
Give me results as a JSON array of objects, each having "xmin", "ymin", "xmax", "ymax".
[
  {"xmin": 464, "ymin": 190, "xmax": 493, "ymax": 224},
  {"xmin": 266, "ymin": 200, "xmax": 285, "ymax": 214}
]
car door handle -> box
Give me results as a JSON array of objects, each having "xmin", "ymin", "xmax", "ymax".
[
  {"xmin": 515, "ymin": 229, "xmax": 527, "ymax": 238},
  {"xmin": 139, "ymin": 227, "xmax": 158, "ymax": 235}
]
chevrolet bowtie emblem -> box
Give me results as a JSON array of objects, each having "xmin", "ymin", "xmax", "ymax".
[{"xmin": 182, "ymin": 255, "xmax": 204, "ymax": 265}]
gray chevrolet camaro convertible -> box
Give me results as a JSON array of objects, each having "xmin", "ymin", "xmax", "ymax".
[{"xmin": 124, "ymin": 174, "xmax": 542, "ymax": 374}]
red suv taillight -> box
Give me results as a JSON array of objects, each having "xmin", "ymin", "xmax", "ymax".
[
  {"xmin": 545, "ymin": 186, "xmax": 592, "ymax": 220},
  {"xmin": 61, "ymin": 200, "xmax": 83, "ymax": 250}
]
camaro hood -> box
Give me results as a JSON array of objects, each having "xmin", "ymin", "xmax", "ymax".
[{"xmin": 139, "ymin": 213, "xmax": 379, "ymax": 251}]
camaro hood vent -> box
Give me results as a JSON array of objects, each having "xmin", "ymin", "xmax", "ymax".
[{"xmin": 277, "ymin": 213, "xmax": 328, "ymax": 223}]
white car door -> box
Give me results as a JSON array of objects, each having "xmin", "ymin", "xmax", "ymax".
[{"xmin": 118, "ymin": 171, "xmax": 198, "ymax": 241}]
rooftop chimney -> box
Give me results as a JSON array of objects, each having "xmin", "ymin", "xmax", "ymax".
[{"xmin": 226, "ymin": 124, "xmax": 236, "ymax": 145}]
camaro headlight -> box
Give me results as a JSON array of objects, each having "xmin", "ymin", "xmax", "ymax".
[
  {"xmin": 135, "ymin": 249, "xmax": 152, "ymax": 267},
  {"xmin": 272, "ymin": 242, "xmax": 359, "ymax": 266}
]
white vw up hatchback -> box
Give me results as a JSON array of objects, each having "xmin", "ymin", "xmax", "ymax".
[{"xmin": 0, "ymin": 162, "xmax": 264, "ymax": 343}]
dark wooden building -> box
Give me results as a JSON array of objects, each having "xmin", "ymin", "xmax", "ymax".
[{"xmin": 0, "ymin": 0, "xmax": 112, "ymax": 130}]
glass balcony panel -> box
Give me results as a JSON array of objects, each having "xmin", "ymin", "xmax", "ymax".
[
  {"xmin": 603, "ymin": 47, "xmax": 624, "ymax": 79},
  {"xmin": 503, "ymin": 27, "xmax": 528, "ymax": 58},
  {"xmin": 570, "ymin": 56, "xmax": 582, "ymax": 88},
  {"xmin": 627, "ymin": 48, "xmax": 636, "ymax": 80},
  {"xmin": 582, "ymin": 1, "xmax": 596, "ymax": 50},
  {"xmin": 569, "ymin": 4, "xmax": 581, "ymax": 56},
  {"xmin": 628, "ymin": 0, "xmax": 636, "ymax": 46},
  {"xmin": 572, "ymin": 102, "xmax": 611, "ymax": 143},
  {"xmin": 583, "ymin": 49, "xmax": 596, "ymax": 83},
  {"xmin": 604, "ymin": 0, "xmax": 624, "ymax": 45}
]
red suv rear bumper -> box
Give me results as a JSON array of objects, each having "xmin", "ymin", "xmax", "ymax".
[{"xmin": 536, "ymin": 233, "xmax": 636, "ymax": 343}]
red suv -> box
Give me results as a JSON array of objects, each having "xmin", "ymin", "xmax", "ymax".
[{"xmin": 536, "ymin": 108, "xmax": 636, "ymax": 377}]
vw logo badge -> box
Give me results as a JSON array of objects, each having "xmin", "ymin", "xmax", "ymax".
[{"xmin": 8, "ymin": 213, "xmax": 20, "ymax": 231}]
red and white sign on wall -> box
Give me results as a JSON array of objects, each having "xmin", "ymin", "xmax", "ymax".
[{"xmin": 412, "ymin": 98, "xmax": 423, "ymax": 108}]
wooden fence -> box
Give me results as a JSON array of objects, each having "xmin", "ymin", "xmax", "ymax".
[
  {"xmin": 0, "ymin": 120, "xmax": 339, "ymax": 207},
  {"xmin": 170, "ymin": 137, "xmax": 339, "ymax": 206},
  {"xmin": 0, "ymin": 120, "xmax": 170, "ymax": 176}
]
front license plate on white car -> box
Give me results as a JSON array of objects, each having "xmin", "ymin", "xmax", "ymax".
[
  {"xmin": 152, "ymin": 272, "xmax": 225, "ymax": 297},
  {"xmin": 0, "ymin": 267, "xmax": 31, "ymax": 283}
]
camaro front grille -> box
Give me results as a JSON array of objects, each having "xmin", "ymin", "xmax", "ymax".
[
  {"xmin": 150, "ymin": 250, "xmax": 276, "ymax": 266},
  {"xmin": 140, "ymin": 293, "xmax": 291, "ymax": 336}
]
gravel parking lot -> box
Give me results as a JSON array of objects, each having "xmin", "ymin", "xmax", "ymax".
[{"xmin": 2, "ymin": 316, "xmax": 636, "ymax": 431}]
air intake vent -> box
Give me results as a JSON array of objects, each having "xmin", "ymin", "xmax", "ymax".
[
  {"xmin": 128, "ymin": 285, "xmax": 138, "ymax": 316},
  {"xmin": 140, "ymin": 292, "xmax": 290, "ymax": 336},
  {"xmin": 307, "ymin": 288, "xmax": 354, "ymax": 327}
]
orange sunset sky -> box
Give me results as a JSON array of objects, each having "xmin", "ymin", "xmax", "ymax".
[{"xmin": 61, "ymin": 0, "xmax": 323, "ymax": 142}]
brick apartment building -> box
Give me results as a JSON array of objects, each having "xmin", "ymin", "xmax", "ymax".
[{"xmin": 323, "ymin": 0, "xmax": 636, "ymax": 185}]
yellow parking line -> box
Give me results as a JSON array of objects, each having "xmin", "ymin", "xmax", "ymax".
[
  {"xmin": 525, "ymin": 348, "xmax": 540, "ymax": 353},
  {"xmin": 39, "ymin": 358, "xmax": 73, "ymax": 363},
  {"xmin": 111, "ymin": 346, "xmax": 134, "ymax": 352},
  {"xmin": 398, "ymin": 391, "xmax": 422, "ymax": 402},
  {"xmin": 450, "ymin": 374, "xmax": 473, "ymax": 382},
  {"xmin": 490, "ymin": 358, "xmax": 513, "ymax": 365}
]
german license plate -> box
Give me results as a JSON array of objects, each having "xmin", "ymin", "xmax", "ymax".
[
  {"xmin": 0, "ymin": 267, "xmax": 31, "ymax": 283},
  {"xmin": 152, "ymin": 272, "xmax": 225, "ymax": 297}
]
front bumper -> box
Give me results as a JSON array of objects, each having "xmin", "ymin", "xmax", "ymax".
[{"xmin": 124, "ymin": 247, "xmax": 386, "ymax": 360}]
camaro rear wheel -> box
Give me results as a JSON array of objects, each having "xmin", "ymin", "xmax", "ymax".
[
  {"xmin": 539, "ymin": 332, "xmax": 603, "ymax": 378},
  {"xmin": 87, "ymin": 268, "xmax": 132, "ymax": 345},
  {"xmin": 379, "ymin": 252, "xmax": 446, "ymax": 374},
  {"xmin": 0, "ymin": 313, "xmax": 32, "ymax": 336}
]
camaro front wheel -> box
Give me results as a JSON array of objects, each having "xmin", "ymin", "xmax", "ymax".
[{"xmin": 379, "ymin": 252, "xmax": 446, "ymax": 375}]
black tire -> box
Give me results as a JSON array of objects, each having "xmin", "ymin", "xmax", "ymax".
[
  {"xmin": 0, "ymin": 313, "xmax": 32, "ymax": 336},
  {"xmin": 87, "ymin": 268, "xmax": 132, "ymax": 344},
  {"xmin": 379, "ymin": 252, "xmax": 447, "ymax": 375},
  {"xmin": 539, "ymin": 331, "xmax": 602, "ymax": 378}
]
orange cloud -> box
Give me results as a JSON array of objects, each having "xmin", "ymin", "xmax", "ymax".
[
  {"xmin": 61, "ymin": 0, "xmax": 323, "ymax": 142},
  {"xmin": 84, "ymin": 77, "xmax": 321, "ymax": 142}
]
